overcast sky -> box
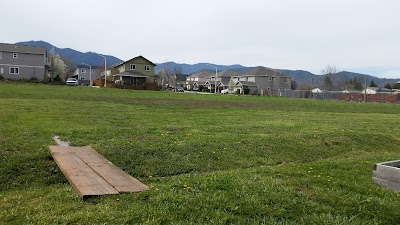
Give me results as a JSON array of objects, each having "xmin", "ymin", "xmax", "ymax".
[{"xmin": 2, "ymin": 0, "xmax": 399, "ymax": 78}]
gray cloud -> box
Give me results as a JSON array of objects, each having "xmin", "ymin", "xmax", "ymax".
[{"xmin": 2, "ymin": 0, "xmax": 399, "ymax": 78}]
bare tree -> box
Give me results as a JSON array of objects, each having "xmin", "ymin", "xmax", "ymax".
[
  {"xmin": 321, "ymin": 65, "xmax": 338, "ymax": 90},
  {"xmin": 157, "ymin": 62, "xmax": 183, "ymax": 89},
  {"xmin": 321, "ymin": 65, "xmax": 337, "ymax": 75}
]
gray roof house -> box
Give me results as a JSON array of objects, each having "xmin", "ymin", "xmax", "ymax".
[
  {"xmin": 0, "ymin": 43, "xmax": 48, "ymax": 80},
  {"xmin": 185, "ymin": 70, "xmax": 214, "ymax": 90},
  {"xmin": 216, "ymin": 69, "xmax": 242, "ymax": 91},
  {"xmin": 232, "ymin": 66, "xmax": 292, "ymax": 95},
  {"xmin": 73, "ymin": 65, "xmax": 101, "ymax": 85},
  {"xmin": 204, "ymin": 69, "xmax": 242, "ymax": 92}
]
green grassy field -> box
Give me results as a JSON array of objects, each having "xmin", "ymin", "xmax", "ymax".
[{"xmin": 1, "ymin": 82, "xmax": 400, "ymax": 224}]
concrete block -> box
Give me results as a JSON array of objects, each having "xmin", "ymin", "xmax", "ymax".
[{"xmin": 372, "ymin": 160, "xmax": 400, "ymax": 192}]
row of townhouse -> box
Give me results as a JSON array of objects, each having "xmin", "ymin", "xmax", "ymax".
[
  {"xmin": 0, "ymin": 43, "xmax": 48, "ymax": 80},
  {"xmin": 186, "ymin": 66, "xmax": 292, "ymax": 94}
]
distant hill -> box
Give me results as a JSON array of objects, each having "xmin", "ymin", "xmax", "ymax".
[
  {"xmin": 16, "ymin": 40, "xmax": 123, "ymax": 68},
  {"xmin": 331, "ymin": 71, "xmax": 398, "ymax": 87},
  {"xmin": 155, "ymin": 62, "xmax": 247, "ymax": 74},
  {"xmin": 277, "ymin": 70, "xmax": 399, "ymax": 88},
  {"xmin": 278, "ymin": 70, "xmax": 317, "ymax": 85}
]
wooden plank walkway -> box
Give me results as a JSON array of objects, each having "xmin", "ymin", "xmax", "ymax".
[{"xmin": 49, "ymin": 145, "xmax": 148, "ymax": 199}]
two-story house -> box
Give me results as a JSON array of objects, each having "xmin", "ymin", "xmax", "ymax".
[
  {"xmin": 107, "ymin": 56, "xmax": 156, "ymax": 87},
  {"xmin": 186, "ymin": 70, "xmax": 214, "ymax": 90},
  {"xmin": 73, "ymin": 65, "xmax": 101, "ymax": 85},
  {"xmin": 203, "ymin": 70, "xmax": 242, "ymax": 93},
  {"xmin": 232, "ymin": 66, "xmax": 292, "ymax": 95},
  {"xmin": 215, "ymin": 70, "xmax": 242, "ymax": 92},
  {"xmin": 0, "ymin": 43, "xmax": 47, "ymax": 80}
]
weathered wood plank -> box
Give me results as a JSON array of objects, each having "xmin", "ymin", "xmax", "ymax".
[
  {"xmin": 73, "ymin": 146, "xmax": 149, "ymax": 193},
  {"xmin": 49, "ymin": 146, "xmax": 119, "ymax": 198}
]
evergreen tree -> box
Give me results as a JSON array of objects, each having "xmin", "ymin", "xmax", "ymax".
[
  {"xmin": 324, "ymin": 75, "xmax": 334, "ymax": 90},
  {"xmin": 384, "ymin": 83, "xmax": 392, "ymax": 89},
  {"xmin": 353, "ymin": 77, "xmax": 363, "ymax": 90},
  {"xmin": 369, "ymin": 80, "xmax": 377, "ymax": 87},
  {"xmin": 347, "ymin": 78, "xmax": 353, "ymax": 85}
]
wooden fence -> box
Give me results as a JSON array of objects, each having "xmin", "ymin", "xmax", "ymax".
[{"xmin": 92, "ymin": 80, "xmax": 158, "ymax": 90}]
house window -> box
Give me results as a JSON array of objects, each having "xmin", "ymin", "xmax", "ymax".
[
  {"xmin": 130, "ymin": 64, "xmax": 136, "ymax": 70},
  {"xmin": 13, "ymin": 53, "xmax": 18, "ymax": 58},
  {"xmin": 80, "ymin": 77, "xmax": 85, "ymax": 80},
  {"xmin": 267, "ymin": 87, "xmax": 271, "ymax": 90},
  {"xmin": 0, "ymin": 68, "xmax": 3, "ymax": 74},
  {"xmin": 92, "ymin": 70, "xmax": 96, "ymax": 73},
  {"xmin": 0, "ymin": 52, "xmax": 2, "ymax": 59},
  {"xmin": 10, "ymin": 67, "xmax": 19, "ymax": 74},
  {"xmin": 81, "ymin": 69, "xmax": 86, "ymax": 73},
  {"xmin": 145, "ymin": 65, "xmax": 150, "ymax": 71},
  {"xmin": 268, "ymin": 77, "xmax": 272, "ymax": 81},
  {"xmin": 284, "ymin": 78, "xmax": 289, "ymax": 83}
]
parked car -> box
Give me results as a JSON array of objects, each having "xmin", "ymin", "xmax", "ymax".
[
  {"xmin": 175, "ymin": 87, "xmax": 185, "ymax": 92},
  {"xmin": 221, "ymin": 89, "xmax": 235, "ymax": 94},
  {"xmin": 66, "ymin": 78, "xmax": 78, "ymax": 86}
]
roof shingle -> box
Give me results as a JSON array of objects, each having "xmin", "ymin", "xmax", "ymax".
[{"xmin": 0, "ymin": 43, "xmax": 47, "ymax": 55}]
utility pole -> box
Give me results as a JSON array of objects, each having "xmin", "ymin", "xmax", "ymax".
[
  {"xmin": 364, "ymin": 77, "xmax": 367, "ymax": 103},
  {"xmin": 311, "ymin": 78, "xmax": 314, "ymax": 98}
]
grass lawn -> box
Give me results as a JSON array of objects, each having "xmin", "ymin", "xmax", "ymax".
[{"xmin": 1, "ymin": 82, "xmax": 400, "ymax": 224}]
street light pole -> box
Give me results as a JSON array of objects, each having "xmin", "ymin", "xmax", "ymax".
[
  {"xmin": 92, "ymin": 52, "xmax": 107, "ymax": 87},
  {"xmin": 82, "ymin": 63, "xmax": 92, "ymax": 86},
  {"xmin": 207, "ymin": 64, "xmax": 218, "ymax": 93}
]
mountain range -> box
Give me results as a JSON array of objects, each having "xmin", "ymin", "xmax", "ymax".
[
  {"xmin": 17, "ymin": 41, "xmax": 123, "ymax": 67},
  {"xmin": 16, "ymin": 41, "xmax": 399, "ymax": 87}
]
